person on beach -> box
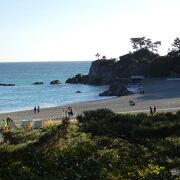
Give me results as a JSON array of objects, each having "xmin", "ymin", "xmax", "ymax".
[
  {"xmin": 153, "ymin": 105, "xmax": 156, "ymax": 114},
  {"xmin": 150, "ymin": 106, "xmax": 153, "ymax": 115},
  {"xmin": 34, "ymin": 106, "xmax": 36, "ymax": 114},
  {"xmin": 70, "ymin": 107, "xmax": 73, "ymax": 116},
  {"xmin": 37, "ymin": 106, "xmax": 40, "ymax": 113},
  {"xmin": 140, "ymin": 90, "xmax": 144, "ymax": 94},
  {"xmin": 129, "ymin": 100, "xmax": 135, "ymax": 106}
]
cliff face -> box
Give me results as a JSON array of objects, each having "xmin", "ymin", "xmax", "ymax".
[
  {"xmin": 88, "ymin": 59, "xmax": 115, "ymax": 85},
  {"xmin": 65, "ymin": 48, "xmax": 180, "ymax": 96},
  {"xmin": 65, "ymin": 49, "xmax": 157, "ymax": 85},
  {"xmin": 87, "ymin": 49, "xmax": 157, "ymax": 85}
]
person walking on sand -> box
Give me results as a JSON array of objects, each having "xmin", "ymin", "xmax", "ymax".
[
  {"xmin": 153, "ymin": 105, "xmax": 156, "ymax": 114},
  {"xmin": 37, "ymin": 105, "xmax": 40, "ymax": 113},
  {"xmin": 150, "ymin": 106, "xmax": 153, "ymax": 115},
  {"xmin": 33, "ymin": 106, "xmax": 36, "ymax": 114}
]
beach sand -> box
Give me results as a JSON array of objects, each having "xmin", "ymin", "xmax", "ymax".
[{"xmin": 1, "ymin": 78, "xmax": 180, "ymax": 124}]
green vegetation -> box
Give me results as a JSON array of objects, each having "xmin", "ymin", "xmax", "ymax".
[
  {"xmin": 172, "ymin": 37, "xmax": 180, "ymax": 51},
  {"xmin": 0, "ymin": 111, "xmax": 180, "ymax": 179},
  {"xmin": 95, "ymin": 53, "xmax": 100, "ymax": 60},
  {"xmin": 92, "ymin": 37, "xmax": 180, "ymax": 79},
  {"xmin": 130, "ymin": 37, "xmax": 161, "ymax": 52},
  {"xmin": 128, "ymin": 37, "xmax": 180, "ymax": 77}
]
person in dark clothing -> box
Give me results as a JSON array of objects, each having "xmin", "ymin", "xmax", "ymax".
[
  {"xmin": 37, "ymin": 106, "xmax": 40, "ymax": 113},
  {"xmin": 153, "ymin": 105, "xmax": 156, "ymax": 114},
  {"xmin": 34, "ymin": 106, "xmax": 36, "ymax": 114},
  {"xmin": 70, "ymin": 108, "xmax": 73, "ymax": 116},
  {"xmin": 150, "ymin": 106, "xmax": 153, "ymax": 115}
]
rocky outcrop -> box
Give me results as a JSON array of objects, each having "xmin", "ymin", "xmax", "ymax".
[
  {"xmin": 76, "ymin": 90, "xmax": 82, "ymax": 93},
  {"xmin": 50, "ymin": 80, "xmax": 61, "ymax": 85},
  {"xmin": 88, "ymin": 59, "xmax": 115, "ymax": 85},
  {"xmin": 65, "ymin": 74, "xmax": 89, "ymax": 84},
  {"xmin": 88, "ymin": 49, "xmax": 157, "ymax": 85},
  {"xmin": 33, "ymin": 82, "xmax": 44, "ymax": 85},
  {"xmin": 99, "ymin": 83, "xmax": 133, "ymax": 96},
  {"xmin": 65, "ymin": 49, "xmax": 157, "ymax": 86},
  {"xmin": 0, "ymin": 83, "xmax": 15, "ymax": 86}
]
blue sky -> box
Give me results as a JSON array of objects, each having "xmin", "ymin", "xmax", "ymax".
[{"xmin": 0, "ymin": 0, "xmax": 179, "ymax": 61}]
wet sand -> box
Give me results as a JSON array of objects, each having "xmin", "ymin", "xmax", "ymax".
[{"xmin": 1, "ymin": 78, "xmax": 180, "ymax": 124}]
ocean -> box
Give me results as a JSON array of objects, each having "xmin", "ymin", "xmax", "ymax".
[{"xmin": 0, "ymin": 61, "xmax": 109, "ymax": 113}]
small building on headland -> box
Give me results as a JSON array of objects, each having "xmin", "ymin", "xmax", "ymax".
[{"xmin": 167, "ymin": 72, "xmax": 180, "ymax": 80}]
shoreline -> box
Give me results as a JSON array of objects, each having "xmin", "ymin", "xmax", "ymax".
[
  {"xmin": 0, "ymin": 95, "xmax": 116, "ymax": 114},
  {"xmin": 0, "ymin": 96, "xmax": 119, "ymax": 123},
  {"xmin": 1, "ymin": 79, "xmax": 180, "ymax": 123}
]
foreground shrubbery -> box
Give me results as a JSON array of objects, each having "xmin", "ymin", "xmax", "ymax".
[{"xmin": 0, "ymin": 110, "xmax": 180, "ymax": 179}]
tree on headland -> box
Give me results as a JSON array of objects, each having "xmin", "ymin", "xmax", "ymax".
[
  {"xmin": 168, "ymin": 37, "xmax": 180, "ymax": 57},
  {"xmin": 172, "ymin": 37, "xmax": 180, "ymax": 51},
  {"xmin": 145, "ymin": 38, "xmax": 152, "ymax": 48},
  {"xmin": 149, "ymin": 41, "xmax": 161, "ymax": 52},
  {"xmin": 130, "ymin": 37, "xmax": 161, "ymax": 52},
  {"xmin": 102, "ymin": 55, "xmax": 106, "ymax": 60},
  {"xmin": 95, "ymin": 53, "xmax": 100, "ymax": 60},
  {"xmin": 130, "ymin": 37, "xmax": 146, "ymax": 50}
]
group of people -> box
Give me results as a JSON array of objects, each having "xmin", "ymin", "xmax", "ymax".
[
  {"xmin": 33, "ymin": 106, "xmax": 40, "ymax": 114},
  {"xmin": 0, "ymin": 116, "xmax": 16, "ymax": 131},
  {"xmin": 129, "ymin": 100, "xmax": 135, "ymax": 106},
  {"xmin": 140, "ymin": 90, "xmax": 145, "ymax": 94},
  {"xmin": 63, "ymin": 107, "xmax": 74, "ymax": 117},
  {"xmin": 150, "ymin": 106, "xmax": 156, "ymax": 115}
]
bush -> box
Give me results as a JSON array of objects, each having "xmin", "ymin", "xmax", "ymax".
[{"xmin": 0, "ymin": 109, "xmax": 179, "ymax": 179}]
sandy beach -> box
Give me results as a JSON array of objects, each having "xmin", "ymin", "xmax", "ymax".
[{"xmin": 1, "ymin": 78, "xmax": 180, "ymax": 124}]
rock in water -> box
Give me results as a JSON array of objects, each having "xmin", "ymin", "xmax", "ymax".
[
  {"xmin": 99, "ymin": 83, "xmax": 133, "ymax": 96},
  {"xmin": 76, "ymin": 90, "xmax": 82, "ymax": 93},
  {"xmin": 33, "ymin": 82, "xmax": 44, "ymax": 85},
  {"xmin": 65, "ymin": 74, "xmax": 89, "ymax": 84},
  {"xmin": 50, "ymin": 80, "xmax": 61, "ymax": 85},
  {"xmin": 0, "ymin": 83, "xmax": 15, "ymax": 86}
]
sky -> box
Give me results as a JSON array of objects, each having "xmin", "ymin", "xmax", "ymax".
[{"xmin": 0, "ymin": 0, "xmax": 179, "ymax": 62}]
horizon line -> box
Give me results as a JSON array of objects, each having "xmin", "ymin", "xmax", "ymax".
[{"xmin": 0, "ymin": 60, "xmax": 93, "ymax": 63}]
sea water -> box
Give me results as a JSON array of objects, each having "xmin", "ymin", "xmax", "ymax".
[{"xmin": 0, "ymin": 61, "xmax": 109, "ymax": 113}]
